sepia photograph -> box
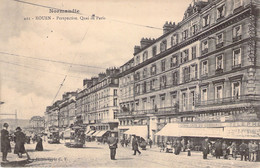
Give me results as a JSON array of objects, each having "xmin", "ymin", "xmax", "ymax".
[{"xmin": 1, "ymin": 0, "xmax": 260, "ymax": 167}]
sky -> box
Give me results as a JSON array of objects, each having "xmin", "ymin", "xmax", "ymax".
[{"xmin": 0, "ymin": 0, "xmax": 192, "ymax": 119}]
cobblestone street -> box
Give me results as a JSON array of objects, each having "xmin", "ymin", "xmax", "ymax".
[{"xmin": 2, "ymin": 141, "xmax": 260, "ymax": 167}]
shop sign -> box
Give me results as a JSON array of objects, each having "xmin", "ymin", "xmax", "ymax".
[
  {"xmin": 224, "ymin": 127, "xmax": 260, "ymax": 139},
  {"xmin": 180, "ymin": 122, "xmax": 260, "ymax": 128}
]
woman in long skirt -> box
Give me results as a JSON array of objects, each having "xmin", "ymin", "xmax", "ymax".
[{"xmin": 35, "ymin": 136, "xmax": 43, "ymax": 151}]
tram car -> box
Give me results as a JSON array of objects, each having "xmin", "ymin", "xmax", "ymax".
[
  {"xmin": 48, "ymin": 131, "xmax": 60, "ymax": 144},
  {"xmin": 64, "ymin": 125, "xmax": 85, "ymax": 148}
]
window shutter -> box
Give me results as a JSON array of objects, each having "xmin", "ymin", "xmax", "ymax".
[{"xmin": 195, "ymin": 64, "xmax": 198, "ymax": 79}]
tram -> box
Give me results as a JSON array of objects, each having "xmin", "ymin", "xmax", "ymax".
[{"xmin": 64, "ymin": 125, "xmax": 85, "ymax": 148}]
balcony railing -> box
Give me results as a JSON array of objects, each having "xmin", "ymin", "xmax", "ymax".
[
  {"xmin": 196, "ymin": 95, "xmax": 260, "ymax": 107},
  {"xmin": 117, "ymin": 106, "xmax": 178, "ymax": 117}
]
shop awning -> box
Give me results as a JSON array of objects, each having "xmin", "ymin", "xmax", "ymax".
[
  {"xmin": 96, "ymin": 130, "xmax": 108, "ymax": 137},
  {"xmin": 92, "ymin": 131, "xmax": 101, "ymax": 136},
  {"xmin": 224, "ymin": 127, "xmax": 260, "ymax": 140},
  {"xmin": 86, "ymin": 130, "xmax": 95, "ymax": 136},
  {"xmin": 124, "ymin": 125, "xmax": 148, "ymax": 139},
  {"xmin": 155, "ymin": 123, "xmax": 180, "ymax": 136},
  {"xmin": 180, "ymin": 127, "xmax": 224, "ymax": 138}
]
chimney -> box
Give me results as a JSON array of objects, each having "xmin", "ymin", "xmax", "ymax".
[
  {"xmin": 98, "ymin": 73, "xmax": 106, "ymax": 81},
  {"xmin": 83, "ymin": 79, "xmax": 93, "ymax": 88},
  {"xmin": 140, "ymin": 38, "xmax": 155, "ymax": 49},
  {"xmin": 163, "ymin": 21, "xmax": 176, "ymax": 35},
  {"xmin": 91, "ymin": 77, "xmax": 98, "ymax": 85},
  {"xmin": 134, "ymin": 46, "xmax": 141, "ymax": 54}
]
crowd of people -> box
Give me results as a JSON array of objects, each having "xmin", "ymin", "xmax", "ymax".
[
  {"xmin": 1, "ymin": 123, "xmax": 44, "ymax": 163},
  {"xmin": 158, "ymin": 137, "xmax": 260, "ymax": 162}
]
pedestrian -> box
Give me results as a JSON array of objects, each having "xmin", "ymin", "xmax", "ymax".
[
  {"xmin": 239, "ymin": 141, "xmax": 248, "ymax": 161},
  {"xmin": 132, "ymin": 135, "xmax": 141, "ymax": 155},
  {"xmin": 229, "ymin": 141, "xmax": 238, "ymax": 160},
  {"xmin": 160, "ymin": 140, "xmax": 165, "ymax": 152},
  {"xmin": 202, "ymin": 137, "xmax": 210, "ymax": 159},
  {"xmin": 187, "ymin": 140, "xmax": 192, "ymax": 156},
  {"xmin": 120, "ymin": 138, "xmax": 125, "ymax": 147},
  {"xmin": 14, "ymin": 127, "xmax": 26, "ymax": 158},
  {"xmin": 107, "ymin": 132, "xmax": 118, "ymax": 160},
  {"xmin": 1, "ymin": 123, "xmax": 11, "ymax": 162},
  {"xmin": 215, "ymin": 139, "xmax": 222, "ymax": 159},
  {"xmin": 222, "ymin": 141, "xmax": 228, "ymax": 159},
  {"xmin": 35, "ymin": 135, "xmax": 43, "ymax": 151},
  {"xmin": 175, "ymin": 140, "xmax": 182, "ymax": 155},
  {"xmin": 125, "ymin": 138, "xmax": 129, "ymax": 147},
  {"xmin": 148, "ymin": 138, "xmax": 153, "ymax": 148}
]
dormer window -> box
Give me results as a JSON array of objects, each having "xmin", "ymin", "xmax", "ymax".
[
  {"xmin": 233, "ymin": 25, "xmax": 242, "ymax": 42},
  {"xmin": 191, "ymin": 24, "xmax": 198, "ymax": 36},
  {"xmin": 201, "ymin": 40, "xmax": 208, "ymax": 54},
  {"xmin": 171, "ymin": 34, "xmax": 178, "ymax": 46},
  {"xmin": 202, "ymin": 14, "xmax": 210, "ymax": 27},
  {"xmin": 152, "ymin": 46, "xmax": 157, "ymax": 57},
  {"xmin": 143, "ymin": 51, "xmax": 148, "ymax": 62},
  {"xmin": 160, "ymin": 40, "xmax": 167, "ymax": 52},
  {"xmin": 217, "ymin": 5, "xmax": 225, "ymax": 19},
  {"xmin": 182, "ymin": 29, "xmax": 188, "ymax": 40}
]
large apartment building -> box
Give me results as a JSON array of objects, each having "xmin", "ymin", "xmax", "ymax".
[
  {"xmin": 117, "ymin": 0, "xmax": 260, "ymax": 144},
  {"xmin": 76, "ymin": 68, "xmax": 120, "ymax": 134}
]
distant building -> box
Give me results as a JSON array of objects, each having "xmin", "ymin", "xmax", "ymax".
[
  {"xmin": 76, "ymin": 67, "xmax": 120, "ymax": 134},
  {"xmin": 29, "ymin": 116, "xmax": 45, "ymax": 134}
]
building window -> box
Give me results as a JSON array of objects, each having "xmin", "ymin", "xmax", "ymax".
[
  {"xmin": 217, "ymin": 5, "xmax": 225, "ymax": 19},
  {"xmin": 160, "ymin": 75, "xmax": 167, "ymax": 89},
  {"xmin": 113, "ymin": 89, "xmax": 117, "ymax": 96},
  {"xmin": 150, "ymin": 96, "xmax": 156, "ymax": 110},
  {"xmin": 191, "ymin": 24, "xmax": 198, "ymax": 36},
  {"xmin": 160, "ymin": 40, "xmax": 167, "ymax": 52},
  {"xmin": 160, "ymin": 95, "xmax": 165, "ymax": 108},
  {"xmin": 152, "ymin": 46, "xmax": 157, "ymax": 57},
  {"xmin": 170, "ymin": 54, "xmax": 178, "ymax": 68},
  {"xmin": 216, "ymin": 33, "xmax": 224, "ymax": 48},
  {"xmin": 233, "ymin": 25, "xmax": 242, "ymax": 42},
  {"xmin": 201, "ymin": 40, "xmax": 208, "ymax": 54},
  {"xmin": 135, "ymin": 84, "xmax": 140, "ymax": 94},
  {"xmin": 142, "ymin": 98, "xmax": 147, "ymax": 110},
  {"xmin": 143, "ymin": 51, "xmax": 148, "ymax": 62},
  {"xmin": 201, "ymin": 60, "xmax": 208, "ymax": 76},
  {"xmin": 171, "ymin": 93, "xmax": 177, "ymax": 107},
  {"xmin": 143, "ymin": 81, "xmax": 147, "ymax": 93},
  {"xmin": 216, "ymin": 54, "xmax": 223, "ymax": 73},
  {"xmin": 234, "ymin": 0, "xmax": 242, "ymax": 10},
  {"xmin": 135, "ymin": 72, "xmax": 140, "ymax": 81},
  {"xmin": 232, "ymin": 81, "xmax": 241, "ymax": 99},
  {"xmin": 233, "ymin": 48, "xmax": 241, "ymax": 68},
  {"xmin": 190, "ymin": 64, "xmax": 197, "ymax": 80},
  {"xmin": 201, "ymin": 88, "xmax": 208, "ymax": 103},
  {"xmin": 215, "ymin": 85, "xmax": 223, "ymax": 100},
  {"xmin": 161, "ymin": 59, "xmax": 166, "ymax": 72},
  {"xmin": 191, "ymin": 46, "xmax": 196, "ymax": 59},
  {"xmin": 190, "ymin": 91, "xmax": 195, "ymax": 109},
  {"xmin": 113, "ymin": 98, "xmax": 117, "ymax": 106},
  {"xmin": 171, "ymin": 34, "xmax": 178, "ymax": 46},
  {"xmin": 136, "ymin": 55, "xmax": 140, "ymax": 65},
  {"xmin": 172, "ymin": 71, "xmax": 178, "ymax": 85},
  {"xmin": 143, "ymin": 68, "xmax": 147, "ymax": 78},
  {"xmin": 151, "ymin": 64, "xmax": 157, "ymax": 75},
  {"xmin": 181, "ymin": 49, "xmax": 189, "ymax": 64},
  {"xmin": 150, "ymin": 79, "xmax": 156, "ymax": 90},
  {"xmin": 182, "ymin": 92, "xmax": 187, "ymax": 110},
  {"xmin": 183, "ymin": 67, "xmax": 190, "ymax": 83},
  {"xmin": 202, "ymin": 14, "xmax": 210, "ymax": 27},
  {"xmin": 182, "ymin": 29, "xmax": 188, "ymax": 41}
]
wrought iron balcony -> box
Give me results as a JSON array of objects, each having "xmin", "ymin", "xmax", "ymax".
[
  {"xmin": 117, "ymin": 106, "xmax": 178, "ymax": 117},
  {"xmin": 196, "ymin": 95, "xmax": 260, "ymax": 107}
]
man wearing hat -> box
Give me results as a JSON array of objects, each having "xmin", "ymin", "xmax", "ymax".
[
  {"xmin": 14, "ymin": 127, "xmax": 26, "ymax": 158},
  {"xmin": 1, "ymin": 123, "xmax": 11, "ymax": 162},
  {"xmin": 107, "ymin": 131, "xmax": 118, "ymax": 160},
  {"xmin": 202, "ymin": 137, "xmax": 210, "ymax": 159}
]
